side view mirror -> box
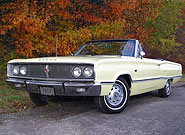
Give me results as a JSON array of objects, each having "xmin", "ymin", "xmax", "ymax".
[{"xmin": 140, "ymin": 51, "xmax": 145, "ymax": 58}]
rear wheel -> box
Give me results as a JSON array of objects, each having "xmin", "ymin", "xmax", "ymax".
[
  {"xmin": 158, "ymin": 80, "xmax": 171, "ymax": 98},
  {"xmin": 94, "ymin": 79, "xmax": 130, "ymax": 114},
  {"xmin": 29, "ymin": 93, "xmax": 48, "ymax": 106}
]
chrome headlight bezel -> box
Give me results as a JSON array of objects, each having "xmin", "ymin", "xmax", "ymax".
[
  {"xmin": 72, "ymin": 67, "xmax": 82, "ymax": 78},
  {"xmin": 20, "ymin": 66, "xmax": 27, "ymax": 75},
  {"xmin": 13, "ymin": 66, "xmax": 19, "ymax": 75},
  {"xmin": 83, "ymin": 67, "xmax": 93, "ymax": 77}
]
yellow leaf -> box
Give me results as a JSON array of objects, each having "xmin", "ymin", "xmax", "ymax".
[{"xmin": 0, "ymin": 30, "xmax": 5, "ymax": 35}]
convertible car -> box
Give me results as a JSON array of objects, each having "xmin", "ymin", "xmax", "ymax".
[{"xmin": 6, "ymin": 39, "xmax": 182, "ymax": 113}]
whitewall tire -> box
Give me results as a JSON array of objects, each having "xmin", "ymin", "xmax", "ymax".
[{"xmin": 94, "ymin": 78, "xmax": 130, "ymax": 114}]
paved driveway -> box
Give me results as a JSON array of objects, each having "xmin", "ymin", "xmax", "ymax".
[{"xmin": 0, "ymin": 83, "xmax": 185, "ymax": 135}]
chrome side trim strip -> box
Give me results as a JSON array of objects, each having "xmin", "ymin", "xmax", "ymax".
[
  {"xmin": 99, "ymin": 75, "xmax": 182, "ymax": 84},
  {"xmin": 132, "ymin": 75, "xmax": 182, "ymax": 83}
]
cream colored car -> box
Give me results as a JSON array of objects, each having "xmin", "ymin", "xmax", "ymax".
[{"xmin": 7, "ymin": 39, "xmax": 182, "ymax": 113}]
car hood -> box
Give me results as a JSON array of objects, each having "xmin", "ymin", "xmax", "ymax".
[{"xmin": 8, "ymin": 56, "xmax": 122, "ymax": 64}]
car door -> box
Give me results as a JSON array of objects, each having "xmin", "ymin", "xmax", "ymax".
[
  {"xmin": 136, "ymin": 58, "xmax": 162, "ymax": 91},
  {"xmin": 134, "ymin": 44, "xmax": 162, "ymax": 93}
]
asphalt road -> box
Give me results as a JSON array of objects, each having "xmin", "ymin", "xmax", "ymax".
[{"xmin": 0, "ymin": 83, "xmax": 185, "ymax": 135}]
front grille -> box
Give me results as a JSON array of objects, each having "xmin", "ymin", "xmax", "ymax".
[
  {"xmin": 29, "ymin": 64, "xmax": 46, "ymax": 78},
  {"xmin": 9, "ymin": 63, "xmax": 94, "ymax": 80}
]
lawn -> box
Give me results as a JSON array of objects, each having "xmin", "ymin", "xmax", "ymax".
[
  {"xmin": 0, "ymin": 78, "xmax": 34, "ymax": 113},
  {"xmin": 180, "ymin": 74, "xmax": 185, "ymax": 82}
]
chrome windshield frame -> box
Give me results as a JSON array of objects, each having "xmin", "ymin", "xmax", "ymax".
[{"xmin": 73, "ymin": 39, "xmax": 137, "ymax": 57}]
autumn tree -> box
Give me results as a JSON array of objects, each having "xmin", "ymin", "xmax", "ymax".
[
  {"xmin": 147, "ymin": 0, "xmax": 184, "ymax": 58},
  {"xmin": 0, "ymin": 0, "xmax": 184, "ymax": 73},
  {"xmin": 171, "ymin": 5, "xmax": 185, "ymax": 73}
]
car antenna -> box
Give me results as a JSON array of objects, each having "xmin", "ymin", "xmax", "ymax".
[{"xmin": 56, "ymin": 35, "xmax": 58, "ymax": 57}]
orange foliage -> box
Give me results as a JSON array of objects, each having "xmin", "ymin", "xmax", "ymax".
[{"xmin": 0, "ymin": 0, "xmax": 162, "ymax": 57}]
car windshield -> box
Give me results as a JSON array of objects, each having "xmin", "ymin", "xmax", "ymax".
[{"xmin": 74, "ymin": 40, "xmax": 136, "ymax": 57}]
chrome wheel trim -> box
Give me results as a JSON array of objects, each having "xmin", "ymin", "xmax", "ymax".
[
  {"xmin": 165, "ymin": 80, "xmax": 171, "ymax": 96},
  {"xmin": 104, "ymin": 80, "xmax": 128, "ymax": 111},
  {"xmin": 105, "ymin": 83, "xmax": 124, "ymax": 106}
]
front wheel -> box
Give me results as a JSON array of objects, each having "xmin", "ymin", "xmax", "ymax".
[
  {"xmin": 158, "ymin": 80, "xmax": 171, "ymax": 98},
  {"xmin": 94, "ymin": 79, "xmax": 130, "ymax": 114}
]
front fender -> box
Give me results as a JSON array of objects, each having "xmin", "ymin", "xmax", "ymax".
[{"xmin": 94, "ymin": 62, "xmax": 133, "ymax": 95}]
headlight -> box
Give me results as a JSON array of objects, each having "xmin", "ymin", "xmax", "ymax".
[
  {"xmin": 20, "ymin": 66, "xmax": 27, "ymax": 75},
  {"xmin": 13, "ymin": 66, "xmax": 19, "ymax": 75},
  {"xmin": 72, "ymin": 67, "xmax": 82, "ymax": 77},
  {"xmin": 83, "ymin": 67, "xmax": 93, "ymax": 77}
]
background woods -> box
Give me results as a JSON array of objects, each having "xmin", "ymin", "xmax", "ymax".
[{"xmin": 0, "ymin": 0, "xmax": 184, "ymax": 74}]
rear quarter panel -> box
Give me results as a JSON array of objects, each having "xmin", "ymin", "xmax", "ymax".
[{"xmin": 160, "ymin": 61, "xmax": 182, "ymax": 84}]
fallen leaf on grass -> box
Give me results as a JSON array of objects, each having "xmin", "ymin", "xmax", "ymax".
[{"xmin": 23, "ymin": 106, "xmax": 27, "ymax": 109}]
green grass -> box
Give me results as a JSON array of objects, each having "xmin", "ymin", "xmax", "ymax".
[
  {"xmin": 180, "ymin": 74, "xmax": 185, "ymax": 82},
  {"xmin": 0, "ymin": 78, "xmax": 34, "ymax": 113}
]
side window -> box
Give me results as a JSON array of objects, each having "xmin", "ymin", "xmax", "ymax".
[
  {"xmin": 139, "ymin": 44, "xmax": 143, "ymax": 51},
  {"xmin": 136, "ymin": 44, "xmax": 142, "ymax": 58},
  {"xmin": 136, "ymin": 45, "xmax": 141, "ymax": 57},
  {"xmin": 121, "ymin": 41, "xmax": 136, "ymax": 57}
]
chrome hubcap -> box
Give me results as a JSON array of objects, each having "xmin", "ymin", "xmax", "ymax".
[
  {"xmin": 105, "ymin": 83, "xmax": 124, "ymax": 106},
  {"xmin": 165, "ymin": 81, "xmax": 171, "ymax": 95}
]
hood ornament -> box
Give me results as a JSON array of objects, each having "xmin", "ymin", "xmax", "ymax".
[{"xmin": 44, "ymin": 65, "xmax": 50, "ymax": 78}]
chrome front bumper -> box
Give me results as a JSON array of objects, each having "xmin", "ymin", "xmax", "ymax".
[{"xmin": 6, "ymin": 78, "xmax": 101, "ymax": 96}]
